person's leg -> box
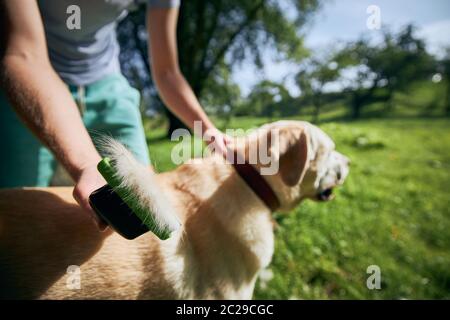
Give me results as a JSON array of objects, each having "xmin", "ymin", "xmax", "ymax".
[
  {"xmin": 80, "ymin": 74, "xmax": 150, "ymax": 165},
  {"xmin": 0, "ymin": 91, "xmax": 56, "ymax": 188}
]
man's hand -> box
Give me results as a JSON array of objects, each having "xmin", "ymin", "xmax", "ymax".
[
  {"xmin": 73, "ymin": 164, "xmax": 108, "ymax": 231},
  {"xmin": 204, "ymin": 128, "xmax": 232, "ymax": 158}
]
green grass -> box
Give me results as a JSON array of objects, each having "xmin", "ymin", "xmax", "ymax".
[{"xmin": 145, "ymin": 116, "xmax": 450, "ymax": 299}]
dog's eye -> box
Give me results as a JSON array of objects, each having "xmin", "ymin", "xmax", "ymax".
[{"xmin": 336, "ymin": 171, "xmax": 342, "ymax": 180}]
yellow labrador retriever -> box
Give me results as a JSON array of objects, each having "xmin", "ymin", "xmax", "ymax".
[{"xmin": 0, "ymin": 120, "xmax": 349, "ymax": 299}]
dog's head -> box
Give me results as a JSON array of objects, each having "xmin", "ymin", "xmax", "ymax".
[{"xmin": 233, "ymin": 120, "xmax": 350, "ymax": 211}]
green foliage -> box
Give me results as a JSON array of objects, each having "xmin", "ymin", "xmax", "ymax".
[
  {"xmin": 145, "ymin": 116, "xmax": 450, "ymax": 299},
  {"xmin": 176, "ymin": 0, "xmax": 319, "ymax": 120},
  {"xmin": 436, "ymin": 48, "xmax": 450, "ymax": 115},
  {"xmin": 119, "ymin": 5, "xmax": 445, "ymax": 125},
  {"xmin": 118, "ymin": 0, "xmax": 321, "ymax": 132},
  {"xmin": 236, "ymin": 80, "xmax": 292, "ymax": 118},
  {"xmin": 296, "ymin": 56, "xmax": 341, "ymax": 122},
  {"xmin": 334, "ymin": 24, "xmax": 436, "ymax": 118},
  {"xmin": 347, "ymin": 25, "xmax": 433, "ymax": 89},
  {"xmin": 200, "ymin": 63, "xmax": 242, "ymax": 125}
]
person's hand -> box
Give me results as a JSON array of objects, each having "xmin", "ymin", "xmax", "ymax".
[
  {"xmin": 72, "ymin": 163, "xmax": 108, "ymax": 231},
  {"xmin": 204, "ymin": 128, "xmax": 232, "ymax": 158}
]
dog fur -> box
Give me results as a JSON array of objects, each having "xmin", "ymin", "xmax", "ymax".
[{"xmin": 0, "ymin": 121, "xmax": 349, "ymax": 299}]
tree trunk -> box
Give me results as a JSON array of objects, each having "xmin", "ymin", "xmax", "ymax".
[
  {"xmin": 445, "ymin": 80, "xmax": 450, "ymax": 116},
  {"xmin": 385, "ymin": 87, "xmax": 395, "ymax": 112},
  {"xmin": 351, "ymin": 93, "xmax": 362, "ymax": 119},
  {"xmin": 312, "ymin": 94, "xmax": 321, "ymax": 123},
  {"xmin": 351, "ymin": 80, "xmax": 380, "ymax": 119},
  {"xmin": 165, "ymin": 109, "xmax": 189, "ymax": 138}
]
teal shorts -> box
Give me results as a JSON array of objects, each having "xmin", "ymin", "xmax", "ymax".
[{"xmin": 0, "ymin": 73, "xmax": 150, "ymax": 187}]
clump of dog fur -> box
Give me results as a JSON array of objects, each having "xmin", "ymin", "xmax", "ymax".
[{"xmin": 98, "ymin": 137, "xmax": 181, "ymax": 234}]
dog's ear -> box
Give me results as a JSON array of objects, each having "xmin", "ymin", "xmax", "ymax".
[
  {"xmin": 230, "ymin": 125, "xmax": 309, "ymax": 186},
  {"xmin": 273, "ymin": 127, "xmax": 309, "ymax": 186}
]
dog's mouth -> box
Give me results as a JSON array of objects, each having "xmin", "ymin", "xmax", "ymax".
[{"xmin": 317, "ymin": 188, "xmax": 334, "ymax": 201}]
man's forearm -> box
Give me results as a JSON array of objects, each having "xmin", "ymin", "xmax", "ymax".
[
  {"xmin": 154, "ymin": 69, "xmax": 216, "ymax": 134},
  {"xmin": 1, "ymin": 55, "xmax": 101, "ymax": 180}
]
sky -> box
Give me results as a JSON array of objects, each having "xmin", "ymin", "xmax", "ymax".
[{"xmin": 231, "ymin": 0, "xmax": 450, "ymax": 97}]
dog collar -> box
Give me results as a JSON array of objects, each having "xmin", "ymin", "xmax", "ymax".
[{"xmin": 231, "ymin": 151, "xmax": 280, "ymax": 212}]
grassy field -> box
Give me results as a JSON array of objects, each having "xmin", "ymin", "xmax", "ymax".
[{"xmin": 144, "ymin": 116, "xmax": 450, "ymax": 299}]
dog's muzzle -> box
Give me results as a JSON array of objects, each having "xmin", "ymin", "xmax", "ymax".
[{"xmin": 317, "ymin": 188, "xmax": 334, "ymax": 201}]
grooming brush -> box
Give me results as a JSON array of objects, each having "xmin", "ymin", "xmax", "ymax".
[{"xmin": 89, "ymin": 140, "xmax": 181, "ymax": 240}]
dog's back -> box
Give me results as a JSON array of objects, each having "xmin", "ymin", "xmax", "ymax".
[
  {"xmin": 0, "ymin": 187, "xmax": 184, "ymax": 299},
  {"xmin": 0, "ymin": 161, "xmax": 269, "ymax": 300},
  {"xmin": 0, "ymin": 188, "xmax": 108, "ymax": 299}
]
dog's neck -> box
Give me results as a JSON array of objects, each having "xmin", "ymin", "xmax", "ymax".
[
  {"xmin": 231, "ymin": 152, "xmax": 281, "ymax": 212},
  {"xmin": 155, "ymin": 157, "xmax": 275, "ymax": 297}
]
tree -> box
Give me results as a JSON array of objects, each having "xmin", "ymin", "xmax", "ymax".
[
  {"xmin": 296, "ymin": 57, "xmax": 340, "ymax": 123},
  {"xmin": 117, "ymin": 0, "xmax": 321, "ymax": 136},
  {"xmin": 243, "ymin": 80, "xmax": 291, "ymax": 119},
  {"xmin": 335, "ymin": 25, "xmax": 435, "ymax": 118},
  {"xmin": 200, "ymin": 63, "xmax": 242, "ymax": 127},
  {"xmin": 437, "ymin": 48, "xmax": 450, "ymax": 116}
]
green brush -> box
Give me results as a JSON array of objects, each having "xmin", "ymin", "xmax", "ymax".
[{"xmin": 89, "ymin": 141, "xmax": 181, "ymax": 240}]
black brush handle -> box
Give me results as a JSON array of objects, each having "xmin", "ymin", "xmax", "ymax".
[{"xmin": 89, "ymin": 185, "xmax": 149, "ymax": 240}]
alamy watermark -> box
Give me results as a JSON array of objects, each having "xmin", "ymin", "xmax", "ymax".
[
  {"xmin": 366, "ymin": 265, "xmax": 381, "ymax": 290},
  {"xmin": 66, "ymin": 5, "xmax": 81, "ymax": 30},
  {"xmin": 366, "ymin": 5, "xmax": 381, "ymax": 30},
  {"xmin": 170, "ymin": 121, "xmax": 280, "ymax": 176},
  {"xmin": 66, "ymin": 265, "xmax": 81, "ymax": 290}
]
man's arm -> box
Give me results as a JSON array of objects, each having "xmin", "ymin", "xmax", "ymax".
[
  {"xmin": 147, "ymin": 7, "xmax": 229, "ymax": 152},
  {"xmin": 0, "ymin": 0, "xmax": 105, "ymax": 227}
]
